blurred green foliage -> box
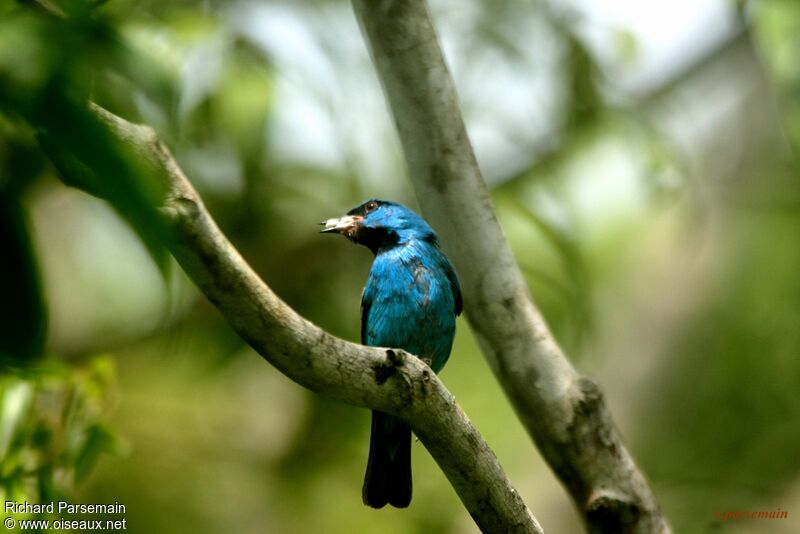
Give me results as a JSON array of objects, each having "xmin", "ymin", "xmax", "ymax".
[
  {"xmin": 0, "ymin": 0, "xmax": 799, "ymax": 533},
  {"xmin": 753, "ymin": 0, "xmax": 800, "ymax": 150},
  {"xmin": 0, "ymin": 358, "xmax": 124, "ymax": 517}
]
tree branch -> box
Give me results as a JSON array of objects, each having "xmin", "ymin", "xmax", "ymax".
[
  {"xmin": 351, "ymin": 1, "xmax": 670, "ymax": 532},
  {"xmin": 41, "ymin": 103, "xmax": 543, "ymax": 534}
]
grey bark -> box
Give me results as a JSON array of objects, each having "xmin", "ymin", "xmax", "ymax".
[
  {"xmin": 42, "ymin": 103, "xmax": 544, "ymax": 534},
  {"xmin": 351, "ymin": 1, "xmax": 670, "ymax": 532}
]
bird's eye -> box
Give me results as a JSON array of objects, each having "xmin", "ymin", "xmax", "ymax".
[{"xmin": 365, "ymin": 201, "xmax": 378, "ymax": 212}]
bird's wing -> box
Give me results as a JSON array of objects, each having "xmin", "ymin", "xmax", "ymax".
[
  {"xmin": 360, "ymin": 276, "xmax": 377, "ymax": 345},
  {"xmin": 440, "ymin": 255, "xmax": 462, "ymax": 316}
]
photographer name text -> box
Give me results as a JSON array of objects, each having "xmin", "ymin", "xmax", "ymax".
[{"xmin": 5, "ymin": 501, "xmax": 125, "ymax": 515}]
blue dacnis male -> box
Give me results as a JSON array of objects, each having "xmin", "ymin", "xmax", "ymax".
[{"xmin": 321, "ymin": 199, "xmax": 462, "ymax": 508}]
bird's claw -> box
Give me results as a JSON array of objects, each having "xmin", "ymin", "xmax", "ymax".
[{"xmin": 386, "ymin": 349, "xmax": 405, "ymax": 367}]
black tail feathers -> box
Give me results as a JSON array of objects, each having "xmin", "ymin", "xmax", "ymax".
[{"xmin": 362, "ymin": 410, "xmax": 412, "ymax": 508}]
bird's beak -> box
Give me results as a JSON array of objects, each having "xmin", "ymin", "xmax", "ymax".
[{"xmin": 319, "ymin": 214, "xmax": 362, "ymax": 236}]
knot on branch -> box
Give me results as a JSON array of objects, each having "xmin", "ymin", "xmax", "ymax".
[
  {"xmin": 160, "ymin": 195, "xmax": 201, "ymax": 226},
  {"xmin": 577, "ymin": 375, "xmax": 603, "ymax": 407},
  {"xmin": 373, "ymin": 348, "xmax": 406, "ymax": 385},
  {"xmin": 586, "ymin": 489, "xmax": 641, "ymax": 533},
  {"xmin": 563, "ymin": 376, "xmax": 620, "ymax": 462},
  {"xmin": 567, "ymin": 376, "xmax": 604, "ymax": 431}
]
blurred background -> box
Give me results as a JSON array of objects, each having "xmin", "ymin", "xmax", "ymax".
[{"xmin": 1, "ymin": 0, "xmax": 799, "ymax": 532}]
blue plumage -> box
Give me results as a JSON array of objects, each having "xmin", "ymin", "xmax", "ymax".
[{"xmin": 322, "ymin": 199, "xmax": 462, "ymax": 508}]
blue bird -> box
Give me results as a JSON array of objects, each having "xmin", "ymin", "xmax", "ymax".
[{"xmin": 322, "ymin": 199, "xmax": 462, "ymax": 508}]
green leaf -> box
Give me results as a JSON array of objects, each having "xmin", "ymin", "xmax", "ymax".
[
  {"xmin": 0, "ymin": 380, "xmax": 35, "ymax": 461},
  {"xmin": 74, "ymin": 424, "xmax": 127, "ymax": 483}
]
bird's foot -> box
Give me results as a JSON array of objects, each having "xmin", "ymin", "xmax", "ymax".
[{"xmin": 374, "ymin": 349, "xmax": 406, "ymax": 385}]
